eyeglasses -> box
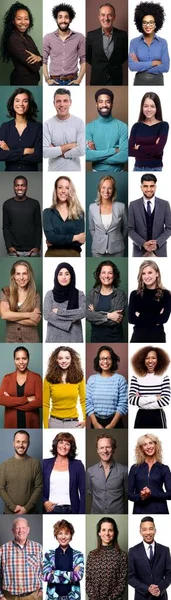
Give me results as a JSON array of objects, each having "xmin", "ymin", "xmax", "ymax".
[
  {"xmin": 99, "ymin": 357, "xmax": 111, "ymax": 362},
  {"xmin": 142, "ymin": 20, "xmax": 155, "ymax": 25}
]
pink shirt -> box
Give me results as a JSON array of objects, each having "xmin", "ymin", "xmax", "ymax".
[{"xmin": 43, "ymin": 29, "xmax": 86, "ymax": 75}]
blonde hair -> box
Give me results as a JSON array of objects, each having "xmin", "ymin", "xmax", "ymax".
[
  {"xmin": 135, "ymin": 433, "xmax": 162, "ymax": 464},
  {"xmin": 137, "ymin": 260, "xmax": 163, "ymax": 299},
  {"xmin": 51, "ymin": 176, "xmax": 84, "ymax": 220},
  {"xmin": 9, "ymin": 261, "xmax": 37, "ymax": 311},
  {"xmin": 96, "ymin": 175, "xmax": 117, "ymax": 205}
]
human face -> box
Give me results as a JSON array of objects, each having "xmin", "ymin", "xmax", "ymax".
[
  {"xmin": 100, "ymin": 179, "xmax": 113, "ymax": 202},
  {"xmin": 56, "ymin": 528, "xmax": 72, "ymax": 549},
  {"xmin": 56, "ymin": 179, "xmax": 70, "ymax": 203},
  {"xmin": 141, "ymin": 438, "xmax": 156, "ymax": 458},
  {"xmin": 57, "ymin": 268, "xmax": 71, "ymax": 286},
  {"xmin": 141, "ymin": 266, "xmax": 158, "ymax": 289},
  {"xmin": 57, "ymin": 10, "xmax": 71, "ymax": 31},
  {"xmin": 13, "ymin": 178, "xmax": 27, "ymax": 200},
  {"xmin": 99, "ymin": 265, "xmax": 114, "ymax": 286},
  {"xmin": 13, "ymin": 93, "xmax": 29, "ymax": 116},
  {"xmin": 13, "ymin": 265, "xmax": 29, "ymax": 288},
  {"xmin": 13, "ymin": 9, "xmax": 30, "ymax": 33},
  {"xmin": 96, "ymin": 94, "xmax": 113, "ymax": 118},
  {"xmin": 98, "ymin": 522, "xmax": 115, "ymax": 546},
  {"xmin": 14, "ymin": 350, "xmax": 29, "ymax": 373},
  {"xmin": 141, "ymin": 180, "xmax": 156, "ymax": 199},
  {"xmin": 97, "ymin": 438, "xmax": 113, "ymax": 463},
  {"xmin": 145, "ymin": 350, "xmax": 158, "ymax": 373},
  {"xmin": 54, "ymin": 93, "xmax": 71, "ymax": 119},
  {"xmin": 142, "ymin": 98, "xmax": 157, "ymax": 121},
  {"xmin": 13, "ymin": 433, "xmax": 29, "ymax": 458},
  {"xmin": 99, "ymin": 349, "xmax": 112, "ymax": 372},
  {"xmin": 57, "ymin": 350, "xmax": 72, "ymax": 369},
  {"xmin": 140, "ymin": 521, "xmax": 156, "ymax": 544},
  {"xmin": 142, "ymin": 14, "xmax": 156, "ymax": 36},
  {"xmin": 13, "ymin": 519, "xmax": 30, "ymax": 545},
  {"xmin": 57, "ymin": 439, "xmax": 71, "ymax": 457},
  {"xmin": 98, "ymin": 5, "xmax": 115, "ymax": 31}
]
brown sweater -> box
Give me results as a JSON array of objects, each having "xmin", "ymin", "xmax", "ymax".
[
  {"xmin": 0, "ymin": 455, "xmax": 43, "ymax": 514},
  {"xmin": 1, "ymin": 289, "xmax": 41, "ymax": 343},
  {"xmin": 0, "ymin": 369, "xmax": 42, "ymax": 428}
]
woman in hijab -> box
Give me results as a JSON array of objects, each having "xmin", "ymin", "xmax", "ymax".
[{"xmin": 43, "ymin": 262, "xmax": 85, "ymax": 342}]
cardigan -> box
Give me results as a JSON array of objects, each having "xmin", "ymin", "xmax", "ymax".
[
  {"xmin": 0, "ymin": 290, "xmax": 41, "ymax": 343},
  {"xmin": 86, "ymin": 546, "xmax": 128, "ymax": 600},
  {"xmin": 7, "ymin": 29, "xmax": 42, "ymax": 85},
  {"xmin": 43, "ymin": 208, "xmax": 84, "ymax": 253},
  {"xmin": 129, "ymin": 121, "xmax": 169, "ymax": 169},
  {"xmin": 0, "ymin": 369, "xmax": 42, "ymax": 428},
  {"xmin": 0, "ymin": 119, "xmax": 42, "ymax": 171},
  {"xmin": 44, "ymin": 289, "xmax": 85, "ymax": 343},
  {"xmin": 43, "ymin": 378, "xmax": 85, "ymax": 427},
  {"xmin": 88, "ymin": 202, "xmax": 127, "ymax": 256},
  {"xmin": 43, "ymin": 457, "xmax": 85, "ymax": 513},
  {"xmin": 43, "ymin": 547, "xmax": 84, "ymax": 600},
  {"xmin": 128, "ymin": 462, "xmax": 171, "ymax": 514},
  {"xmin": 86, "ymin": 285, "xmax": 127, "ymax": 341}
]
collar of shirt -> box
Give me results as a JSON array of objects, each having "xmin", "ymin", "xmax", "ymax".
[
  {"xmin": 99, "ymin": 461, "xmax": 114, "ymax": 469},
  {"xmin": 13, "ymin": 539, "xmax": 28, "ymax": 549},
  {"xmin": 143, "ymin": 196, "xmax": 155, "ymax": 212},
  {"xmin": 143, "ymin": 540, "xmax": 155, "ymax": 557},
  {"xmin": 56, "ymin": 28, "xmax": 74, "ymax": 38},
  {"xmin": 56, "ymin": 544, "xmax": 72, "ymax": 555},
  {"xmin": 102, "ymin": 27, "xmax": 113, "ymax": 38},
  {"xmin": 141, "ymin": 33, "xmax": 160, "ymax": 43}
]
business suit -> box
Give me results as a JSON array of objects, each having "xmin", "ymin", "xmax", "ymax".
[
  {"xmin": 86, "ymin": 27, "xmax": 128, "ymax": 85},
  {"xmin": 88, "ymin": 201, "xmax": 127, "ymax": 256},
  {"xmin": 128, "ymin": 541, "xmax": 171, "ymax": 600},
  {"xmin": 43, "ymin": 456, "xmax": 85, "ymax": 513},
  {"xmin": 128, "ymin": 196, "xmax": 171, "ymax": 256}
]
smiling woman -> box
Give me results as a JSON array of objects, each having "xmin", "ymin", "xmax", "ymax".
[{"xmin": 44, "ymin": 262, "xmax": 85, "ymax": 342}]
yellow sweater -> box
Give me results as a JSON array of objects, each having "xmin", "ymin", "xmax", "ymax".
[{"xmin": 43, "ymin": 378, "xmax": 86, "ymax": 427}]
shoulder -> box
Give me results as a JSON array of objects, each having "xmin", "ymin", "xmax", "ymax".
[
  {"xmin": 113, "ymin": 372, "xmax": 127, "ymax": 384},
  {"xmin": 87, "ymin": 549, "xmax": 98, "ymax": 560},
  {"xmin": 129, "ymin": 198, "xmax": 142, "ymax": 207},
  {"xmin": 159, "ymin": 121, "xmax": 169, "ymax": 131},
  {"xmin": 155, "ymin": 542, "xmax": 170, "ymax": 553},
  {"xmin": 73, "ymin": 30, "xmax": 85, "ymax": 41},
  {"xmin": 113, "ymin": 27, "xmax": 127, "ymax": 37},
  {"xmin": 78, "ymin": 289, "xmax": 85, "ymax": 299},
  {"xmin": 27, "ymin": 370, "xmax": 42, "ymax": 381},
  {"xmin": 130, "ymin": 36, "xmax": 142, "ymax": 45},
  {"xmin": 87, "ymin": 27, "xmax": 101, "ymax": 37},
  {"xmin": 0, "ymin": 120, "xmax": 14, "ymax": 130},
  {"xmin": 44, "ymin": 290, "xmax": 53, "ymax": 300},
  {"xmin": 43, "ymin": 457, "xmax": 54, "ymax": 466},
  {"xmin": 70, "ymin": 114, "xmax": 84, "ymax": 127},
  {"xmin": 73, "ymin": 548, "xmax": 84, "ymax": 559},
  {"xmin": 129, "ymin": 542, "xmax": 143, "ymax": 554},
  {"xmin": 114, "ymin": 201, "xmax": 125, "ymax": 211},
  {"xmin": 27, "ymin": 197, "xmax": 40, "ymax": 206},
  {"xmin": 43, "ymin": 208, "xmax": 52, "ymax": 216},
  {"xmin": 44, "ymin": 116, "xmax": 57, "ymax": 128},
  {"xmin": 89, "ymin": 202, "xmax": 97, "ymax": 212},
  {"xmin": 163, "ymin": 289, "xmax": 171, "ymax": 298},
  {"xmin": 87, "ymin": 374, "xmax": 97, "ymax": 385},
  {"xmin": 129, "ymin": 290, "xmax": 137, "ymax": 299},
  {"xmin": 28, "ymin": 120, "xmax": 41, "ymax": 129},
  {"xmin": 114, "ymin": 118, "xmax": 128, "ymax": 130},
  {"xmin": 86, "ymin": 118, "xmax": 98, "ymax": 129}
]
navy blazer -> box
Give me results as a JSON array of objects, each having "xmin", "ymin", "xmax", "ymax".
[
  {"xmin": 128, "ymin": 462, "xmax": 171, "ymax": 514},
  {"xmin": 43, "ymin": 457, "xmax": 85, "ymax": 514},
  {"xmin": 128, "ymin": 542, "xmax": 171, "ymax": 600}
]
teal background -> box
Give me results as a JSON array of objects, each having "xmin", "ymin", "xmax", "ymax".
[
  {"xmin": 0, "ymin": 342, "xmax": 42, "ymax": 428},
  {"xmin": 0, "ymin": 0, "xmax": 42, "ymax": 85},
  {"xmin": 0, "ymin": 86, "xmax": 42, "ymax": 171},
  {"xmin": 86, "ymin": 257, "xmax": 128, "ymax": 341},
  {"xmin": 0, "ymin": 256, "xmax": 42, "ymax": 341},
  {"xmin": 86, "ymin": 172, "xmax": 128, "ymax": 256}
]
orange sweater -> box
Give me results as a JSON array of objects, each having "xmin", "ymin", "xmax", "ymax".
[{"xmin": 0, "ymin": 369, "xmax": 42, "ymax": 428}]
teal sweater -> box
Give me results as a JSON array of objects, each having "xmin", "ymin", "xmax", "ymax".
[{"xmin": 86, "ymin": 114, "xmax": 128, "ymax": 171}]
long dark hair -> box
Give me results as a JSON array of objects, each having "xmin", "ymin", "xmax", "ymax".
[
  {"xmin": 1, "ymin": 2, "xmax": 34, "ymax": 62},
  {"xmin": 7, "ymin": 88, "xmax": 38, "ymax": 120},
  {"xmin": 138, "ymin": 92, "xmax": 163, "ymax": 122},
  {"xmin": 96, "ymin": 517, "xmax": 120, "ymax": 551}
]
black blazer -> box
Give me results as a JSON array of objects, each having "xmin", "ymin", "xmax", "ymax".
[
  {"xmin": 128, "ymin": 541, "xmax": 171, "ymax": 600},
  {"xmin": 86, "ymin": 27, "xmax": 128, "ymax": 85}
]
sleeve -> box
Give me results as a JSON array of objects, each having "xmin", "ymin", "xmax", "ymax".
[
  {"xmin": 0, "ymin": 375, "xmax": 28, "ymax": 408},
  {"xmin": 101, "ymin": 122, "xmax": 128, "ymax": 165},
  {"xmin": 154, "ymin": 293, "xmax": 171, "ymax": 325},
  {"xmin": 88, "ymin": 206, "xmax": 95, "ymax": 238},
  {"xmin": 156, "ymin": 201, "xmax": 171, "ymax": 247},
  {"xmin": 43, "ymin": 378, "xmax": 51, "ymax": 428},
  {"xmin": 44, "ymin": 551, "xmax": 84, "ymax": 583},
  {"xmin": 0, "ymin": 463, "xmax": 16, "ymax": 511},
  {"xmin": 121, "ymin": 205, "xmax": 128, "ymax": 239},
  {"xmin": 86, "ymin": 122, "xmax": 118, "ymax": 162},
  {"xmin": 128, "ymin": 548, "xmax": 149, "ymax": 595},
  {"xmin": 128, "ymin": 291, "xmax": 140, "ymax": 324},
  {"xmin": 137, "ymin": 122, "xmax": 169, "ymax": 156},
  {"xmin": 77, "ymin": 34, "xmax": 86, "ymax": 64},
  {"xmin": 108, "ymin": 552, "xmax": 128, "ymax": 600},
  {"xmin": 43, "ymin": 121, "xmax": 62, "ymax": 159},
  {"xmin": 128, "ymin": 39, "xmax": 153, "ymax": 72},
  {"xmin": 86, "ymin": 290, "xmax": 109, "ymax": 325},
  {"xmin": 17, "ymin": 373, "xmax": 42, "ymax": 412},
  {"xmin": 117, "ymin": 377, "xmax": 128, "ymax": 415},
  {"xmin": 34, "ymin": 203, "xmax": 42, "ymax": 248},
  {"xmin": 128, "ymin": 202, "xmax": 146, "ymax": 248},
  {"xmin": 86, "ymin": 377, "xmax": 95, "ymax": 416},
  {"xmin": 63, "ymin": 120, "xmax": 85, "ymax": 159},
  {"xmin": 56, "ymin": 291, "xmax": 85, "ymax": 322},
  {"xmin": 157, "ymin": 376, "xmax": 170, "ymax": 408},
  {"xmin": 78, "ymin": 379, "xmax": 86, "ymax": 420},
  {"xmin": 150, "ymin": 466, "xmax": 171, "ymax": 500},
  {"xmin": 86, "ymin": 33, "xmax": 92, "ymax": 65},
  {"xmin": 128, "ymin": 465, "xmax": 141, "ymax": 503},
  {"xmin": 86, "ymin": 552, "xmax": 97, "ymax": 600},
  {"xmin": 43, "ymin": 209, "xmax": 74, "ymax": 246},
  {"xmin": 157, "ymin": 548, "xmax": 171, "ymax": 593},
  {"xmin": 43, "ymin": 291, "xmax": 71, "ymax": 332},
  {"xmin": 129, "ymin": 376, "xmax": 139, "ymax": 405},
  {"xmin": 0, "ymin": 123, "xmax": 24, "ymax": 163},
  {"xmin": 24, "ymin": 461, "xmax": 43, "ymax": 512},
  {"xmin": 43, "ymin": 34, "xmax": 51, "ymax": 64},
  {"xmin": 77, "ymin": 461, "xmax": 86, "ymax": 513},
  {"xmin": 22, "ymin": 122, "xmax": 42, "ymax": 165},
  {"xmin": 7, "ymin": 35, "xmax": 41, "ymax": 72},
  {"xmin": 2, "ymin": 203, "xmax": 12, "ymax": 249},
  {"xmin": 147, "ymin": 40, "xmax": 170, "ymax": 74},
  {"xmin": 86, "ymin": 469, "xmax": 93, "ymax": 496}
]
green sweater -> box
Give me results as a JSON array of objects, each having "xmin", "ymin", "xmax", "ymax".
[
  {"xmin": 0, "ymin": 456, "xmax": 42, "ymax": 514},
  {"xmin": 86, "ymin": 114, "xmax": 128, "ymax": 171}
]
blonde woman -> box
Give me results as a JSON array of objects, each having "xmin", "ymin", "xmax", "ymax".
[
  {"xmin": 128, "ymin": 433, "xmax": 171, "ymax": 513},
  {"xmin": 88, "ymin": 175, "xmax": 127, "ymax": 257},
  {"xmin": 128, "ymin": 260, "xmax": 171, "ymax": 342},
  {"xmin": 43, "ymin": 176, "xmax": 85, "ymax": 257},
  {"xmin": 0, "ymin": 260, "xmax": 41, "ymax": 342}
]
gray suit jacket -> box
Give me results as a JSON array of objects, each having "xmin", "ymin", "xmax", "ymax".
[
  {"xmin": 88, "ymin": 201, "xmax": 127, "ymax": 256},
  {"xmin": 128, "ymin": 196, "xmax": 171, "ymax": 257}
]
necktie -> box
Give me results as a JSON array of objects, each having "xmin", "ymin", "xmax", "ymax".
[
  {"xmin": 147, "ymin": 201, "xmax": 152, "ymax": 216},
  {"xmin": 149, "ymin": 544, "xmax": 153, "ymax": 561}
]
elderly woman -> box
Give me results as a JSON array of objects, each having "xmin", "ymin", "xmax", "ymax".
[
  {"xmin": 43, "ymin": 432, "xmax": 85, "ymax": 514},
  {"xmin": 128, "ymin": 433, "xmax": 171, "ymax": 513},
  {"xmin": 129, "ymin": 2, "xmax": 170, "ymax": 85},
  {"xmin": 43, "ymin": 176, "xmax": 85, "ymax": 257},
  {"xmin": 88, "ymin": 175, "xmax": 127, "ymax": 257},
  {"xmin": 129, "ymin": 92, "xmax": 169, "ymax": 171},
  {"xmin": 129, "ymin": 345, "xmax": 171, "ymax": 428}
]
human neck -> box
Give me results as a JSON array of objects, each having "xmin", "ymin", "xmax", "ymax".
[
  {"xmin": 57, "ymin": 27, "xmax": 70, "ymax": 39},
  {"xmin": 145, "ymin": 456, "xmax": 156, "ymax": 466},
  {"xmin": 144, "ymin": 117, "xmax": 157, "ymax": 125},
  {"xmin": 55, "ymin": 455, "xmax": 68, "ymax": 464},
  {"xmin": 100, "ymin": 284, "xmax": 113, "ymax": 294},
  {"xmin": 15, "ymin": 115, "xmax": 27, "ymax": 124},
  {"xmin": 56, "ymin": 112, "xmax": 70, "ymax": 121},
  {"xmin": 14, "ymin": 195, "xmax": 27, "ymax": 202}
]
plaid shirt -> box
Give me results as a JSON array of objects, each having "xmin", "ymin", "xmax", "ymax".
[{"xmin": 0, "ymin": 539, "xmax": 43, "ymax": 596}]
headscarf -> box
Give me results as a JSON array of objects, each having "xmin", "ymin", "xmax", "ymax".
[{"xmin": 52, "ymin": 262, "xmax": 79, "ymax": 309}]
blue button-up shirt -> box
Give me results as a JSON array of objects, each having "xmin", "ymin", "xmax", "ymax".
[{"xmin": 129, "ymin": 34, "xmax": 170, "ymax": 73}]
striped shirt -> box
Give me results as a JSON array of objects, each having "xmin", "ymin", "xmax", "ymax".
[
  {"xmin": 0, "ymin": 540, "xmax": 43, "ymax": 596},
  {"xmin": 86, "ymin": 373, "xmax": 128, "ymax": 417},
  {"xmin": 129, "ymin": 373, "xmax": 170, "ymax": 409}
]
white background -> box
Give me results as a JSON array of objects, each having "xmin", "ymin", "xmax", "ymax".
[
  {"xmin": 128, "ymin": 0, "xmax": 171, "ymax": 86},
  {"xmin": 42, "ymin": 171, "xmax": 85, "ymax": 258},
  {"xmin": 128, "ymin": 171, "xmax": 171, "ymax": 256},
  {"xmin": 43, "ymin": 0, "xmax": 85, "ymax": 37},
  {"xmin": 43, "ymin": 514, "xmax": 85, "ymax": 600},
  {"xmin": 128, "ymin": 341, "xmax": 171, "ymax": 430},
  {"xmin": 128, "ymin": 88, "xmax": 171, "ymax": 171},
  {"xmin": 43, "ymin": 258, "xmax": 85, "ymax": 342},
  {"xmin": 43, "ymin": 428, "xmax": 85, "ymax": 464},
  {"xmin": 43, "ymin": 342, "xmax": 85, "ymax": 422}
]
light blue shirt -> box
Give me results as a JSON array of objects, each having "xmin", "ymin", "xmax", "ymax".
[
  {"xmin": 129, "ymin": 34, "xmax": 170, "ymax": 73},
  {"xmin": 86, "ymin": 372, "xmax": 128, "ymax": 416}
]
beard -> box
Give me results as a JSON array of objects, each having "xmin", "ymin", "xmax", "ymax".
[
  {"xmin": 57, "ymin": 23, "xmax": 70, "ymax": 31},
  {"xmin": 97, "ymin": 107, "xmax": 112, "ymax": 118}
]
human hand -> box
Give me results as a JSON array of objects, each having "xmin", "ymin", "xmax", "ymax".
[
  {"xmin": 107, "ymin": 310, "xmax": 123, "ymax": 323},
  {"xmin": 23, "ymin": 148, "xmax": 34, "ymax": 155},
  {"xmin": 68, "ymin": 79, "xmax": 80, "ymax": 85},
  {"xmin": 27, "ymin": 395, "xmax": 36, "ymax": 402},
  {"xmin": 52, "ymin": 308, "xmax": 58, "ymax": 313},
  {"xmin": 44, "ymin": 501, "xmax": 56, "ymax": 513},
  {"xmin": 14, "ymin": 505, "xmax": 27, "ymax": 514},
  {"xmin": 2, "ymin": 301, "xmax": 10, "ymax": 311},
  {"xmin": 135, "ymin": 311, "xmax": 140, "ymax": 317},
  {"xmin": 148, "ymin": 585, "xmax": 160, "ymax": 596},
  {"xmin": 134, "ymin": 144, "xmax": 140, "ymax": 150},
  {"xmin": 74, "ymin": 565, "xmax": 81, "ymax": 572},
  {"xmin": 86, "ymin": 140, "xmax": 96, "ymax": 150},
  {"xmin": 76, "ymin": 421, "xmax": 86, "ymax": 428},
  {"xmin": 130, "ymin": 53, "xmax": 139, "ymax": 62},
  {"xmin": 35, "ymin": 590, "xmax": 43, "ymax": 599},
  {"xmin": 8, "ymin": 246, "xmax": 18, "ymax": 255},
  {"xmin": 30, "ymin": 307, "xmax": 41, "ymax": 323},
  {"xmin": 140, "ymin": 487, "xmax": 151, "ymax": 499},
  {"xmin": 3, "ymin": 391, "xmax": 10, "ymax": 396},
  {"xmin": 46, "ymin": 78, "xmax": 58, "ymax": 85},
  {"xmin": 0, "ymin": 140, "xmax": 10, "ymax": 150},
  {"xmin": 25, "ymin": 50, "xmax": 42, "ymax": 64},
  {"xmin": 152, "ymin": 60, "xmax": 162, "ymax": 66},
  {"xmin": 88, "ymin": 304, "xmax": 94, "ymax": 312},
  {"xmin": 160, "ymin": 308, "xmax": 164, "ymax": 314},
  {"xmin": 46, "ymin": 240, "xmax": 53, "ymax": 247},
  {"xmin": 156, "ymin": 137, "xmax": 160, "ymax": 145},
  {"xmin": 29, "ymin": 248, "xmax": 39, "ymax": 255},
  {"xmin": 73, "ymin": 232, "xmax": 86, "ymax": 244}
]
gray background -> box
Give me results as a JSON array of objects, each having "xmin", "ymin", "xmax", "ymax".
[{"xmin": 0, "ymin": 513, "xmax": 42, "ymax": 542}]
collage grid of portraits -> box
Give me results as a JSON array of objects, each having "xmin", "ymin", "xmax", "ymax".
[{"xmin": 0, "ymin": 1, "xmax": 171, "ymax": 600}]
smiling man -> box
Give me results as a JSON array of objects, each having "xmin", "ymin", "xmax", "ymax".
[
  {"xmin": 2, "ymin": 176, "xmax": 42, "ymax": 256},
  {"xmin": 87, "ymin": 434, "xmax": 128, "ymax": 513}
]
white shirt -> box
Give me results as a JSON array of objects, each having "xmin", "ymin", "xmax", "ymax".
[
  {"xmin": 143, "ymin": 540, "xmax": 155, "ymax": 559},
  {"xmin": 49, "ymin": 470, "xmax": 70, "ymax": 504},
  {"xmin": 143, "ymin": 196, "xmax": 155, "ymax": 213},
  {"xmin": 101, "ymin": 213, "xmax": 112, "ymax": 229}
]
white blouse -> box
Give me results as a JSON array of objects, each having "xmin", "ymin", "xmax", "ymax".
[{"xmin": 49, "ymin": 469, "xmax": 70, "ymax": 504}]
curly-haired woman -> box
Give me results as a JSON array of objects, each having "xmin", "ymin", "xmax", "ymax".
[
  {"xmin": 0, "ymin": 87, "xmax": 42, "ymax": 171},
  {"xmin": 0, "ymin": 2, "xmax": 42, "ymax": 85},
  {"xmin": 86, "ymin": 260, "xmax": 127, "ymax": 342},
  {"xmin": 129, "ymin": 2, "xmax": 170, "ymax": 85},
  {"xmin": 129, "ymin": 345, "xmax": 171, "ymax": 428},
  {"xmin": 43, "ymin": 346, "xmax": 85, "ymax": 428},
  {"xmin": 43, "ymin": 176, "xmax": 85, "ymax": 257},
  {"xmin": 129, "ymin": 260, "xmax": 171, "ymax": 342},
  {"xmin": 128, "ymin": 433, "xmax": 171, "ymax": 513},
  {"xmin": 43, "ymin": 431, "xmax": 85, "ymax": 514}
]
